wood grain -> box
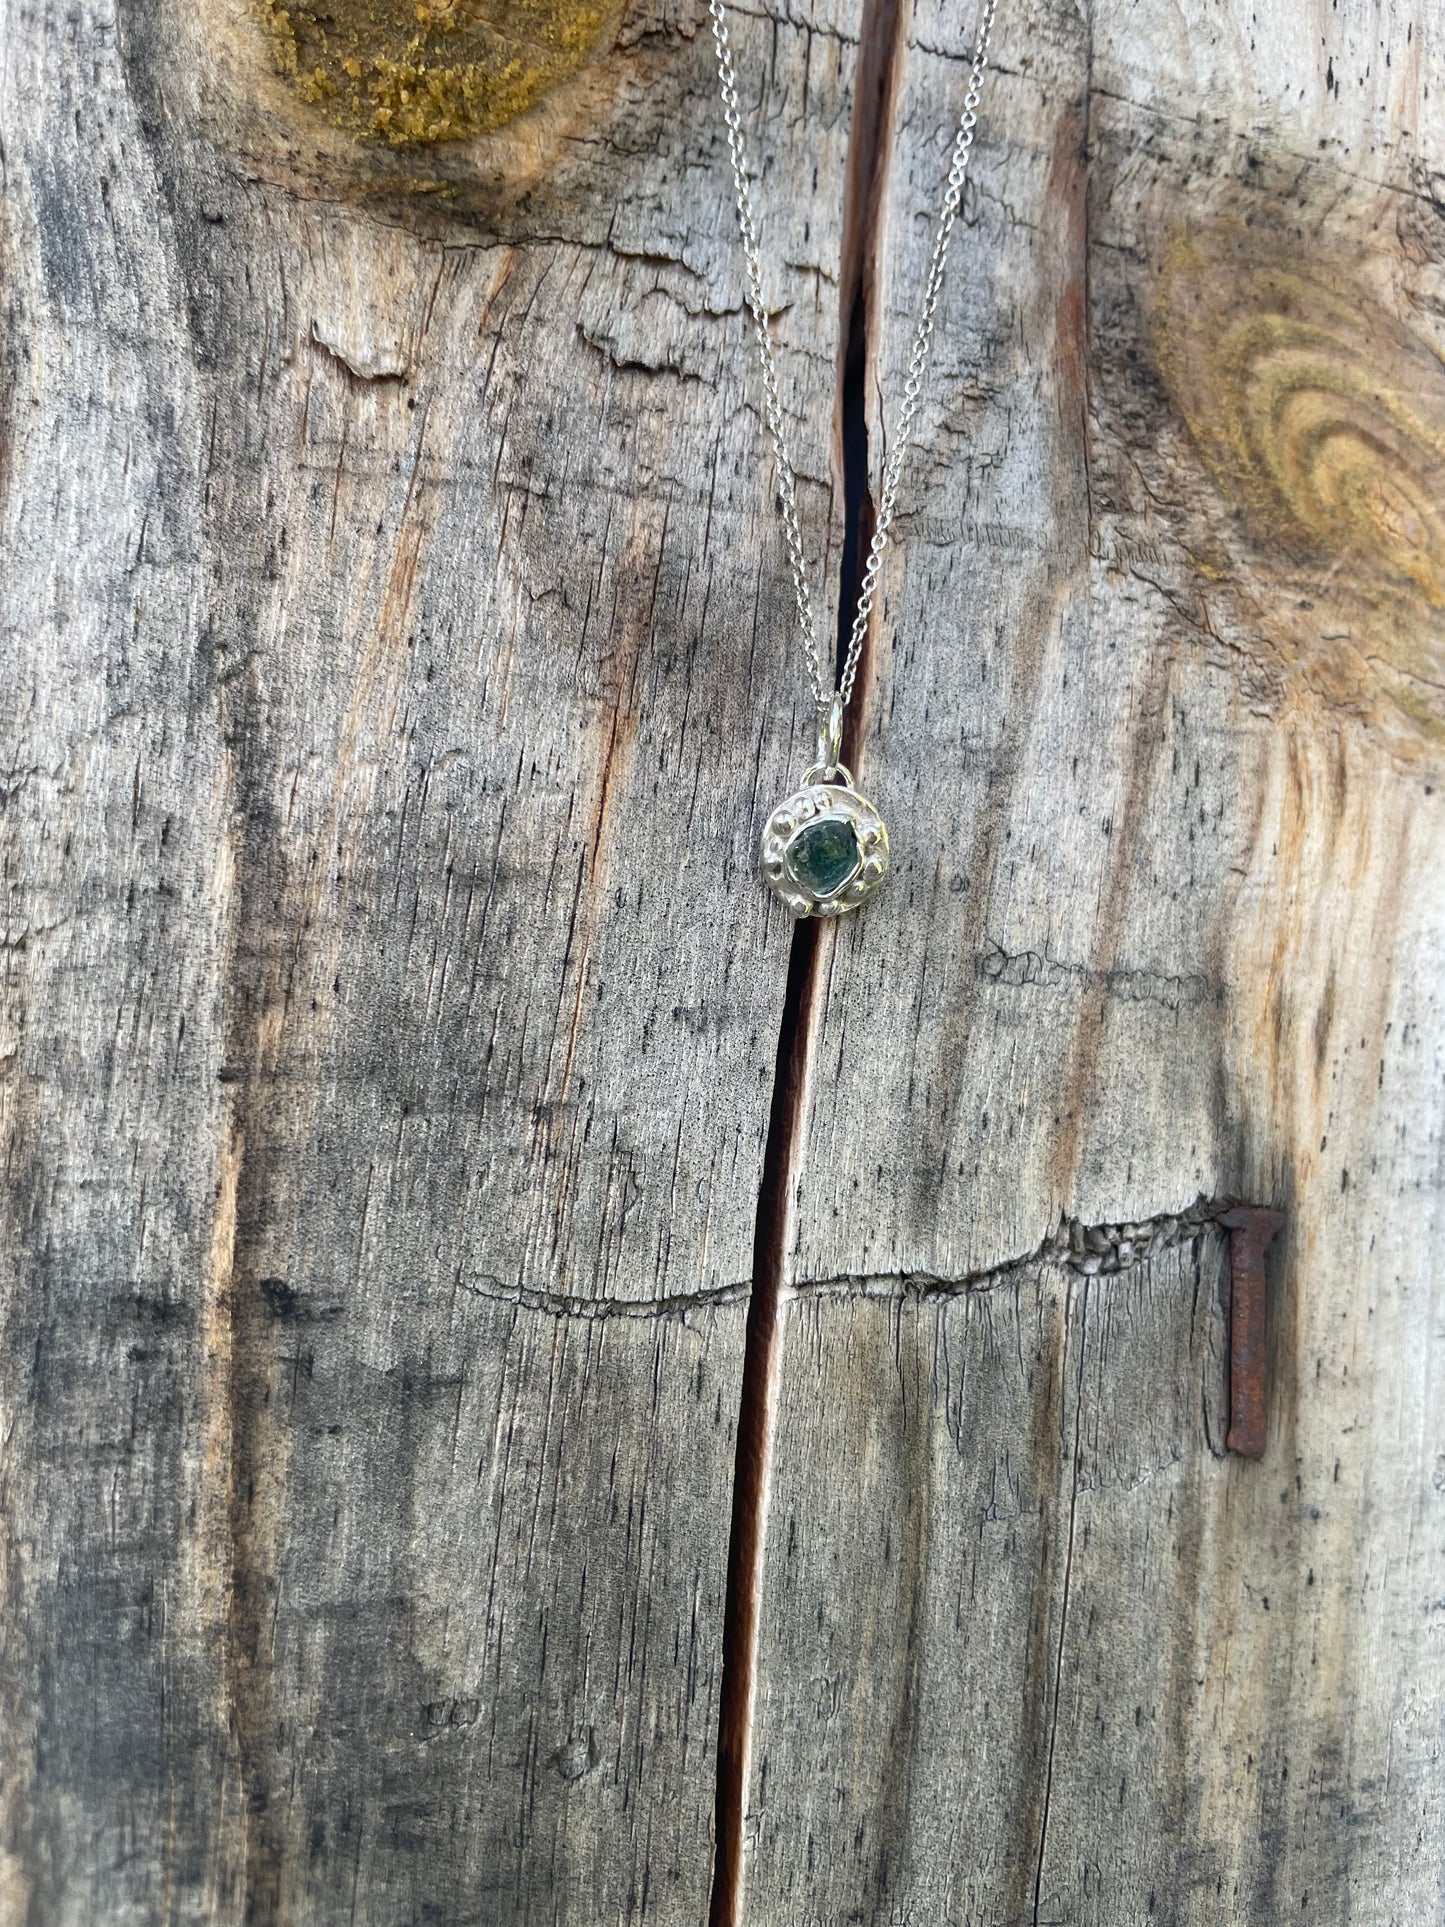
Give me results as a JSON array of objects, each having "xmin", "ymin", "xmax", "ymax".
[
  {"xmin": 748, "ymin": 1231, "xmax": 1232, "ymax": 1923},
  {"xmin": 3, "ymin": 0, "xmax": 1443, "ymax": 1916},
  {"xmin": 752, "ymin": 1221, "xmax": 1445, "ymax": 1922},
  {"xmin": 0, "ymin": 0, "xmax": 854, "ymax": 1914},
  {"xmin": 744, "ymin": 0, "xmax": 1445, "ymax": 1919},
  {"xmin": 236, "ymin": 1295, "xmax": 744, "ymax": 1922}
]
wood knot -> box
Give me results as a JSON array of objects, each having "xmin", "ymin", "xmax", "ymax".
[
  {"xmin": 259, "ymin": 0, "xmax": 628, "ymax": 145},
  {"xmin": 1156, "ymin": 225, "xmax": 1445, "ymax": 749}
]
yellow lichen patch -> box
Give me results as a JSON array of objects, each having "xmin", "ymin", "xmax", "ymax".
[
  {"xmin": 259, "ymin": 0, "xmax": 627, "ymax": 145},
  {"xmin": 1156, "ymin": 226, "xmax": 1445, "ymax": 747}
]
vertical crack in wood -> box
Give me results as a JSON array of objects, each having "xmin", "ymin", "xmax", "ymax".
[
  {"xmin": 708, "ymin": 0, "xmax": 911, "ymax": 1918},
  {"xmin": 218, "ymin": 1080, "xmax": 292, "ymax": 1923},
  {"xmin": 709, "ymin": 918, "xmax": 823, "ymax": 1927},
  {"xmin": 831, "ymin": 0, "xmax": 906, "ymax": 709},
  {"xmin": 1030, "ymin": 1273, "xmax": 1089, "ymax": 1927}
]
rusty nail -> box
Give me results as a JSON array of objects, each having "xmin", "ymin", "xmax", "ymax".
[{"xmin": 1219, "ymin": 1206, "xmax": 1286, "ymax": 1459}]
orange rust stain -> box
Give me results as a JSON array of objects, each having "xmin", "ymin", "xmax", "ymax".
[
  {"xmin": 536, "ymin": 515, "xmax": 656, "ymax": 1233},
  {"xmin": 190, "ymin": 788, "xmax": 245, "ymax": 1659},
  {"xmin": 196, "ymin": 1114, "xmax": 243, "ymax": 1629}
]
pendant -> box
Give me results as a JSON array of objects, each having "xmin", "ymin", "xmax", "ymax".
[
  {"xmin": 760, "ymin": 700, "xmax": 888, "ymax": 918},
  {"xmin": 761, "ymin": 765, "xmax": 889, "ymax": 917}
]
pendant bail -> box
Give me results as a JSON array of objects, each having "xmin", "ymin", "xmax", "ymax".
[{"xmin": 816, "ymin": 692, "xmax": 845, "ymax": 776}]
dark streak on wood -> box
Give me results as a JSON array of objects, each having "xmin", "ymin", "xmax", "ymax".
[
  {"xmin": 709, "ymin": 922, "xmax": 821, "ymax": 1927},
  {"xmin": 1029, "ymin": 1270, "xmax": 1086, "ymax": 1927}
]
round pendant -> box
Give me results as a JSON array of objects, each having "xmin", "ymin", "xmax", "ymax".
[{"xmin": 760, "ymin": 763, "xmax": 889, "ymax": 918}]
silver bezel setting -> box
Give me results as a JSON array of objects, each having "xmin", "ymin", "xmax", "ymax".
[{"xmin": 761, "ymin": 780, "xmax": 889, "ymax": 918}]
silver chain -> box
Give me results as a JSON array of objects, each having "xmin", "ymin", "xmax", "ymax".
[{"xmin": 709, "ymin": 0, "xmax": 999, "ymax": 732}]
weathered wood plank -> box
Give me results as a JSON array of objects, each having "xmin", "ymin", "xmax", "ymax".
[
  {"xmin": 0, "ymin": 6, "xmax": 242, "ymax": 1914},
  {"xmin": 748, "ymin": 1232, "xmax": 1230, "ymax": 1923},
  {"xmin": 753, "ymin": 1214, "xmax": 1445, "ymax": 1923},
  {"xmin": 5, "ymin": 0, "xmax": 1444, "ymax": 1913},
  {"xmin": 0, "ymin": 0, "xmax": 861, "ymax": 1913},
  {"xmin": 746, "ymin": 0, "xmax": 1445, "ymax": 1917},
  {"xmin": 252, "ymin": 1296, "xmax": 744, "ymax": 1923},
  {"xmin": 794, "ymin": 0, "xmax": 1445, "ymax": 1264}
]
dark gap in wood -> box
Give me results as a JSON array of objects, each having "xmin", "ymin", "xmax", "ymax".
[
  {"xmin": 1031, "ymin": 1272, "xmax": 1090, "ymax": 1927},
  {"xmin": 832, "ymin": 0, "xmax": 905, "ymax": 723},
  {"xmin": 834, "ymin": 283, "xmax": 873, "ymax": 691},
  {"xmin": 708, "ymin": 1, "xmax": 911, "ymax": 1919},
  {"xmin": 709, "ymin": 917, "xmax": 822, "ymax": 1927}
]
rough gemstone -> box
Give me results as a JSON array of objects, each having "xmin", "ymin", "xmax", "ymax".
[{"xmin": 786, "ymin": 815, "xmax": 861, "ymax": 897}]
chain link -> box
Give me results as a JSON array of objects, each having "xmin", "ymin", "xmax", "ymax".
[{"xmin": 708, "ymin": 0, "xmax": 999, "ymax": 721}]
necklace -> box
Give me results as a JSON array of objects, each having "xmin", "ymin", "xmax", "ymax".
[{"xmin": 709, "ymin": 0, "xmax": 1000, "ymax": 918}]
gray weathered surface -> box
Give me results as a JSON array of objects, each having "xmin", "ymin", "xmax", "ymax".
[
  {"xmin": 753, "ymin": 1222, "xmax": 1445, "ymax": 1923},
  {"xmin": 746, "ymin": 0, "xmax": 1445, "ymax": 1919},
  {"xmin": 0, "ymin": 0, "xmax": 854, "ymax": 1915},
  {"xmin": 3, "ymin": 0, "xmax": 1444, "ymax": 1918},
  {"xmin": 247, "ymin": 1295, "xmax": 744, "ymax": 1922},
  {"xmin": 750, "ymin": 1231, "xmax": 1232, "ymax": 1923}
]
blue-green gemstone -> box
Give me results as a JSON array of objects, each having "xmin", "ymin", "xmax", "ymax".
[{"xmin": 787, "ymin": 816, "xmax": 861, "ymax": 897}]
